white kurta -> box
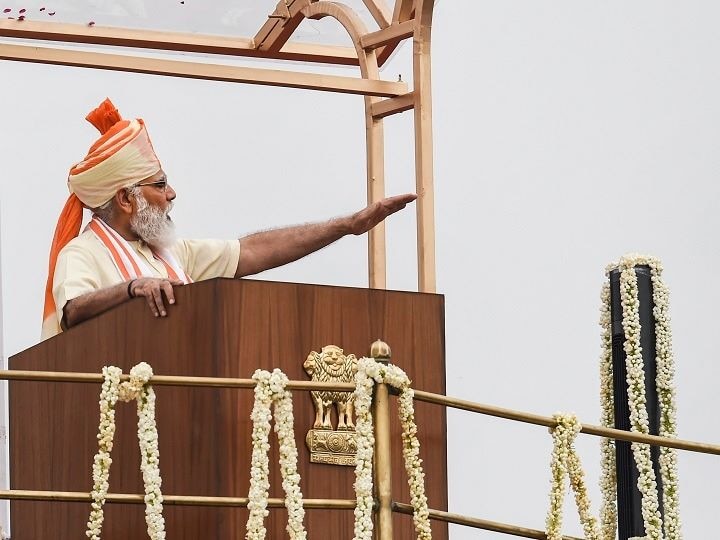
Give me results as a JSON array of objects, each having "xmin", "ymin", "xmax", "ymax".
[{"xmin": 43, "ymin": 229, "xmax": 240, "ymax": 339}]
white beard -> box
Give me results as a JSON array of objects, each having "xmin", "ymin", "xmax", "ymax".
[{"xmin": 130, "ymin": 192, "xmax": 176, "ymax": 249}]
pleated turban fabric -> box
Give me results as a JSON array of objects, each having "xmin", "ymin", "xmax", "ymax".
[{"xmin": 42, "ymin": 98, "xmax": 161, "ymax": 336}]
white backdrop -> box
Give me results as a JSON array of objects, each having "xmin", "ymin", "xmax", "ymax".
[{"xmin": 1, "ymin": 1, "xmax": 720, "ymax": 537}]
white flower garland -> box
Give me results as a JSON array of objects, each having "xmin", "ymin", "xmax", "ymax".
[
  {"xmin": 86, "ymin": 362, "xmax": 165, "ymax": 540},
  {"xmin": 546, "ymin": 255, "xmax": 682, "ymax": 540},
  {"xmin": 353, "ymin": 358, "xmax": 432, "ymax": 540},
  {"xmin": 545, "ymin": 413, "xmax": 601, "ymax": 540},
  {"xmin": 650, "ymin": 262, "xmax": 682, "ymax": 540},
  {"xmin": 600, "ymin": 254, "xmax": 682, "ymax": 540},
  {"xmin": 598, "ymin": 281, "xmax": 618, "ymax": 540},
  {"xmin": 619, "ymin": 259, "xmax": 664, "ymax": 540},
  {"xmin": 246, "ymin": 369, "xmax": 307, "ymax": 540},
  {"xmin": 353, "ymin": 360, "xmax": 375, "ymax": 540}
]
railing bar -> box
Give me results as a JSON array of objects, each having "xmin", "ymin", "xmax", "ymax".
[
  {"xmin": 2, "ymin": 370, "xmax": 718, "ymax": 454},
  {"xmin": 413, "ymin": 389, "xmax": 550, "ymax": 425},
  {"xmin": 0, "ymin": 370, "xmax": 355, "ymax": 391},
  {"xmin": 3, "ymin": 489, "xmax": 585, "ymax": 539},
  {"xmin": 413, "ymin": 389, "xmax": 720, "ymax": 455},
  {"xmin": 0, "ymin": 489, "xmax": 356, "ymax": 509},
  {"xmin": 392, "ymin": 502, "xmax": 582, "ymax": 539}
]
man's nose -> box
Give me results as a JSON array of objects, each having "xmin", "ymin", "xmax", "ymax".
[{"xmin": 166, "ymin": 184, "xmax": 177, "ymax": 201}]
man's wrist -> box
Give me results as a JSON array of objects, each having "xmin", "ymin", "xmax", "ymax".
[
  {"xmin": 336, "ymin": 215, "xmax": 355, "ymax": 236},
  {"xmin": 127, "ymin": 279, "xmax": 136, "ymax": 298}
]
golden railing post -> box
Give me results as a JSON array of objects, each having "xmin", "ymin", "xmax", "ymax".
[{"xmin": 370, "ymin": 340, "xmax": 393, "ymax": 540}]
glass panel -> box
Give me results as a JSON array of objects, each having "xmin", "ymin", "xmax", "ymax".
[{"xmin": 1, "ymin": 0, "xmax": 383, "ymax": 44}]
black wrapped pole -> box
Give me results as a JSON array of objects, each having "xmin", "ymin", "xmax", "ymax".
[{"xmin": 609, "ymin": 265, "xmax": 664, "ymax": 539}]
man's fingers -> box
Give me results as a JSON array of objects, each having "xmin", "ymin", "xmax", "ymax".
[
  {"xmin": 385, "ymin": 193, "xmax": 417, "ymax": 207},
  {"xmin": 393, "ymin": 193, "xmax": 418, "ymax": 203},
  {"xmin": 350, "ymin": 193, "xmax": 416, "ymax": 235},
  {"xmin": 383, "ymin": 201, "xmax": 407, "ymax": 215},
  {"xmin": 151, "ymin": 286, "xmax": 167, "ymax": 317},
  {"xmin": 389, "ymin": 193, "xmax": 417, "ymax": 208},
  {"xmin": 133, "ymin": 278, "xmax": 178, "ymax": 317},
  {"xmin": 143, "ymin": 290, "xmax": 160, "ymax": 317},
  {"xmin": 161, "ymin": 280, "xmax": 177, "ymax": 306},
  {"xmin": 377, "ymin": 193, "xmax": 416, "ymax": 218}
]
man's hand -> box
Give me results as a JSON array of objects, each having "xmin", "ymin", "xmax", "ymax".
[
  {"xmin": 130, "ymin": 277, "xmax": 184, "ymax": 317},
  {"xmin": 347, "ymin": 193, "xmax": 418, "ymax": 235},
  {"xmin": 63, "ymin": 276, "xmax": 184, "ymax": 329}
]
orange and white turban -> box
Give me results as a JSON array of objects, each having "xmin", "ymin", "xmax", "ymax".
[{"xmin": 42, "ymin": 98, "xmax": 161, "ymax": 335}]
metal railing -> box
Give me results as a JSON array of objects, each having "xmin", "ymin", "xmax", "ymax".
[{"xmin": 1, "ymin": 361, "xmax": 717, "ymax": 540}]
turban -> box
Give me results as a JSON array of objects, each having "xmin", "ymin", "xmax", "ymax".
[{"xmin": 42, "ymin": 98, "xmax": 161, "ymax": 336}]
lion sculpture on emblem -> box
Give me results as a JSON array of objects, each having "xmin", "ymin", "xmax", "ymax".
[{"xmin": 303, "ymin": 345, "xmax": 358, "ymax": 430}]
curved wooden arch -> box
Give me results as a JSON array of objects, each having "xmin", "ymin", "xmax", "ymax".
[
  {"xmin": 299, "ymin": 0, "xmax": 439, "ymax": 294},
  {"xmin": 301, "ymin": 1, "xmax": 388, "ymax": 290},
  {"xmin": 301, "ymin": 2, "xmax": 380, "ymax": 81},
  {"xmin": 415, "ymin": 0, "xmax": 436, "ymax": 28}
]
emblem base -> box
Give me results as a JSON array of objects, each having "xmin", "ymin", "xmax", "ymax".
[{"xmin": 306, "ymin": 429, "xmax": 357, "ymax": 467}]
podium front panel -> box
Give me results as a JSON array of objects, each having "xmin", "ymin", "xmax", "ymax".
[{"xmin": 10, "ymin": 279, "xmax": 447, "ymax": 539}]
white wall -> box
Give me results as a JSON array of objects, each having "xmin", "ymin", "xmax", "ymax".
[{"xmin": 1, "ymin": 1, "xmax": 720, "ymax": 538}]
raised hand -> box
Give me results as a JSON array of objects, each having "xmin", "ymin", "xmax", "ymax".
[{"xmin": 348, "ymin": 193, "xmax": 417, "ymax": 235}]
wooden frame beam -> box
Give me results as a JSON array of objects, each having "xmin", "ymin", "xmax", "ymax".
[
  {"xmin": 360, "ymin": 20, "xmax": 414, "ymax": 50},
  {"xmin": 0, "ymin": 19, "xmax": 358, "ymax": 66},
  {"xmin": 0, "ymin": 43, "xmax": 407, "ymax": 97},
  {"xmin": 392, "ymin": 0, "xmax": 415, "ymax": 24},
  {"xmin": 254, "ymin": 0, "xmax": 313, "ymax": 53},
  {"xmin": 0, "ymin": 0, "xmax": 436, "ymax": 292},
  {"xmin": 371, "ymin": 92, "xmax": 415, "ymax": 119},
  {"xmin": 362, "ymin": 0, "xmax": 392, "ymax": 29}
]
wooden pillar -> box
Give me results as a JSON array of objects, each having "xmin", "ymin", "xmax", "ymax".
[
  {"xmin": 299, "ymin": 2, "xmax": 388, "ymax": 290},
  {"xmin": 413, "ymin": 10, "xmax": 437, "ymax": 293},
  {"xmin": 365, "ymin": 96, "xmax": 387, "ymax": 289}
]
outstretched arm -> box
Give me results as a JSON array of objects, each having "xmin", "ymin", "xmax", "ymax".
[
  {"xmin": 235, "ymin": 193, "xmax": 416, "ymax": 277},
  {"xmin": 63, "ymin": 193, "xmax": 415, "ymax": 328}
]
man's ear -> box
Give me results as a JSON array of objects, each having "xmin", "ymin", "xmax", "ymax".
[{"xmin": 115, "ymin": 188, "xmax": 134, "ymax": 215}]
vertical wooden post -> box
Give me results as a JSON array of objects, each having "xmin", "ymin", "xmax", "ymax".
[
  {"xmin": 365, "ymin": 98, "xmax": 387, "ymax": 289},
  {"xmin": 413, "ymin": 6, "xmax": 437, "ymax": 293},
  {"xmin": 299, "ymin": 2, "xmax": 389, "ymax": 289},
  {"xmin": 370, "ymin": 340, "xmax": 393, "ymax": 540}
]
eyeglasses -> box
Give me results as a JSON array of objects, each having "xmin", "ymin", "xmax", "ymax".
[{"xmin": 135, "ymin": 177, "xmax": 168, "ymax": 192}]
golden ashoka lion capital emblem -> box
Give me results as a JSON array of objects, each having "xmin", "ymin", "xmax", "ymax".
[{"xmin": 303, "ymin": 345, "xmax": 358, "ymax": 466}]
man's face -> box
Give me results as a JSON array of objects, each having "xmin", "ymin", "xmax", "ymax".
[
  {"xmin": 133, "ymin": 169, "xmax": 175, "ymax": 210},
  {"xmin": 129, "ymin": 169, "xmax": 177, "ymax": 248}
]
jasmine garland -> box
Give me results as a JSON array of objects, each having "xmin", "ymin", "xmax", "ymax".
[
  {"xmin": 546, "ymin": 255, "xmax": 682, "ymax": 540},
  {"xmin": 353, "ymin": 358, "xmax": 431, "ymax": 540},
  {"xmin": 545, "ymin": 413, "xmax": 601, "ymax": 540},
  {"xmin": 246, "ymin": 368, "xmax": 307, "ymax": 540},
  {"xmin": 86, "ymin": 362, "xmax": 165, "ymax": 540},
  {"xmin": 600, "ymin": 255, "xmax": 682, "ymax": 540}
]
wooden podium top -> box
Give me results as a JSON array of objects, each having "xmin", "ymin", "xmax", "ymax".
[{"xmin": 10, "ymin": 278, "xmax": 447, "ymax": 539}]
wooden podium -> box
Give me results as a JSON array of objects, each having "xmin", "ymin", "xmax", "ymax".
[{"xmin": 9, "ymin": 278, "xmax": 447, "ymax": 539}]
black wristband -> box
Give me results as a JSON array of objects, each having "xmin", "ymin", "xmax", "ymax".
[{"xmin": 127, "ymin": 279, "xmax": 136, "ymax": 299}]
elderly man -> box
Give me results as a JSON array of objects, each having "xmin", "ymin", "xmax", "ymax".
[{"xmin": 42, "ymin": 99, "xmax": 415, "ymax": 340}]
